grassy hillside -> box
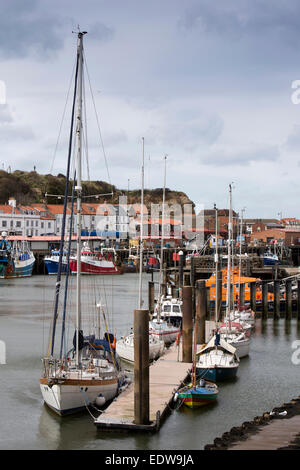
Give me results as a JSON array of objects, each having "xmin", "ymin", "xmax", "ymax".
[{"xmin": 0, "ymin": 170, "xmax": 194, "ymax": 209}]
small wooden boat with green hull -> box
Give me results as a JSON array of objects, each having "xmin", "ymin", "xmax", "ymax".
[{"xmin": 176, "ymin": 380, "xmax": 218, "ymax": 408}]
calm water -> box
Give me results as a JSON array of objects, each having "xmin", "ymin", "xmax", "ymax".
[{"xmin": 0, "ymin": 273, "xmax": 300, "ymax": 450}]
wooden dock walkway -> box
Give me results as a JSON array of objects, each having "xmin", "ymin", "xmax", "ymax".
[{"xmin": 94, "ymin": 343, "xmax": 194, "ymax": 432}]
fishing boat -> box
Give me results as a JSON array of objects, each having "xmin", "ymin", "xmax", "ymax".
[
  {"xmin": 69, "ymin": 242, "xmax": 120, "ymax": 274},
  {"xmin": 44, "ymin": 249, "xmax": 68, "ymax": 275},
  {"xmin": 0, "ymin": 233, "xmax": 35, "ymax": 278},
  {"xmin": 196, "ymin": 335, "xmax": 240, "ymax": 382},
  {"xmin": 116, "ymin": 333, "xmax": 164, "ymax": 363},
  {"xmin": 176, "ymin": 380, "xmax": 218, "ymax": 408},
  {"xmin": 262, "ymin": 251, "xmax": 279, "ymax": 266},
  {"xmin": 40, "ymin": 31, "xmax": 121, "ymax": 415}
]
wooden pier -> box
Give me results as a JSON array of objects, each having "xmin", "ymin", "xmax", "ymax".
[{"xmin": 94, "ymin": 343, "xmax": 194, "ymax": 432}]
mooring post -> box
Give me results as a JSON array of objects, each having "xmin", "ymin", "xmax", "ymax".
[
  {"xmin": 148, "ymin": 281, "xmax": 155, "ymax": 316},
  {"xmin": 190, "ymin": 256, "xmax": 195, "ymax": 288},
  {"xmin": 134, "ymin": 309, "xmax": 149, "ymax": 425},
  {"xmin": 216, "ymin": 270, "xmax": 222, "ymax": 322},
  {"xmin": 250, "ymin": 281, "xmax": 257, "ymax": 314},
  {"xmin": 196, "ymin": 280, "xmax": 206, "ymax": 345},
  {"xmin": 182, "ymin": 286, "xmax": 193, "ymax": 363},
  {"xmin": 179, "ymin": 250, "xmax": 184, "ymax": 288},
  {"xmin": 286, "ymin": 280, "xmax": 292, "ymax": 320},
  {"xmin": 262, "ymin": 281, "xmax": 268, "ymax": 320},
  {"xmin": 206, "ymin": 286, "xmax": 211, "ymax": 319},
  {"xmin": 239, "ymin": 283, "xmax": 245, "ymax": 307},
  {"xmin": 297, "ymin": 280, "xmax": 300, "ymax": 321},
  {"xmin": 273, "ymin": 279, "xmax": 280, "ymax": 320}
]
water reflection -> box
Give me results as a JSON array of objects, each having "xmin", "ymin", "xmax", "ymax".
[{"xmin": 2, "ymin": 274, "xmax": 300, "ymax": 449}]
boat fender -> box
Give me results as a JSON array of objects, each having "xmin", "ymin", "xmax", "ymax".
[
  {"xmin": 174, "ymin": 393, "xmax": 178, "ymax": 402},
  {"xmin": 95, "ymin": 394, "xmax": 106, "ymax": 407}
]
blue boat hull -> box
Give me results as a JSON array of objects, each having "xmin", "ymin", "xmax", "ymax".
[
  {"xmin": 196, "ymin": 366, "xmax": 238, "ymax": 382},
  {"xmin": 44, "ymin": 260, "xmax": 68, "ymax": 275},
  {"xmin": 0, "ymin": 259, "xmax": 35, "ymax": 278}
]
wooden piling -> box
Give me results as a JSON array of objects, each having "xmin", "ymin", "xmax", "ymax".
[
  {"xmin": 148, "ymin": 281, "xmax": 155, "ymax": 316},
  {"xmin": 297, "ymin": 280, "xmax": 300, "ymax": 321},
  {"xmin": 250, "ymin": 282, "xmax": 257, "ymax": 314},
  {"xmin": 190, "ymin": 256, "xmax": 195, "ymax": 288},
  {"xmin": 286, "ymin": 280, "xmax": 292, "ymax": 320},
  {"xmin": 179, "ymin": 251, "xmax": 184, "ymax": 288},
  {"xmin": 239, "ymin": 283, "xmax": 245, "ymax": 307},
  {"xmin": 182, "ymin": 286, "xmax": 193, "ymax": 363},
  {"xmin": 196, "ymin": 280, "xmax": 206, "ymax": 345},
  {"xmin": 273, "ymin": 279, "xmax": 280, "ymax": 320},
  {"xmin": 262, "ymin": 281, "xmax": 268, "ymax": 320},
  {"xmin": 134, "ymin": 309, "xmax": 150, "ymax": 425},
  {"xmin": 216, "ymin": 270, "xmax": 222, "ymax": 322},
  {"xmin": 206, "ymin": 286, "xmax": 211, "ymax": 319}
]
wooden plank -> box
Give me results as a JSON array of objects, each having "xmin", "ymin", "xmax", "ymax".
[{"xmin": 94, "ymin": 343, "xmax": 193, "ymax": 431}]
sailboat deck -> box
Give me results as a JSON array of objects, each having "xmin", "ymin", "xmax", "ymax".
[{"xmin": 94, "ymin": 343, "xmax": 203, "ymax": 432}]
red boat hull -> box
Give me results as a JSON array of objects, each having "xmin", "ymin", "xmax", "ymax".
[{"xmin": 69, "ymin": 259, "xmax": 120, "ymax": 275}]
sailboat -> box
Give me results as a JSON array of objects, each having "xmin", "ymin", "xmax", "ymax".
[
  {"xmin": 40, "ymin": 31, "xmax": 121, "ymax": 415},
  {"xmin": 196, "ymin": 334, "xmax": 240, "ymax": 382},
  {"xmin": 116, "ymin": 138, "xmax": 165, "ymax": 362},
  {"xmin": 219, "ymin": 184, "xmax": 250, "ymax": 359},
  {"xmin": 177, "ymin": 309, "xmax": 218, "ymax": 408},
  {"xmin": 149, "ymin": 156, "xmax": 181, "ymax": 345}
]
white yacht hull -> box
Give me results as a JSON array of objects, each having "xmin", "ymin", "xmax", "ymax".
[
  {"xmin": 116, "ymin": 337, "xmax": 164, "ymax": 363},
  {"xmin": 40, "ymin": 378, "xmax": 118, "ymax": 415},
  {"xmin": 149, "ymin": 321, "xmax": 181, "ymax": 345}
]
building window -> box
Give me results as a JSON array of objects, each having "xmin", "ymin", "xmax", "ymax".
[
  {"xmin": 41, "ymin": 222, "xmax": 44, "ymax": 229},
  {"xmin": 26, "ymin": 220, "xmax": 29, "ymax": 227},
  {"xmin": 2, "ymin": 221, "xmax": 7, "ymax": 227},
  {"xmin": 48, "ymin": 222, "xmax": 51, "ymax": 229},
  {"xmin": 31, "ymin": 221, "xmax": 33, "ymax": 227},
  {"xmin": 16, "ymin": 221, "xmax": 21, "ymax": 228},
  {"xmin": 36, "ymin": 221, "xmax": 38, "ymax": 227},
  {"xmin": 10, "ymin": 220, "xmax": 13, "ymax": 227}
]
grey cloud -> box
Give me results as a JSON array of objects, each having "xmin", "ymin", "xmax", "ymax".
[
  {"xmin": 88, "ymin": 22, "xmax": 115, "ymax": 42},
  {"xmin": 0, "ymin": 1, "xmax": 115, "ymax": 59},
  {"xmin": 147, "ymin": 110, "xmax": 223, "ymax": 151},
  {"xmin": 284, "ymin": 125, "xmax": 300, "ymax": 151},
  {"xmin": 203, "ymin": 144, "xmax": 280, "ymax": 166},
  {"xmin": 178, "ymin": 0, "xmax": 300, "ymax": 43},
  {"xmin": 0, "ymin": 105, "xmax": 13, "ymax": 123},
  {"xmin": 0, "ymin": 0, "xmax": 64, "ymax": 59}
]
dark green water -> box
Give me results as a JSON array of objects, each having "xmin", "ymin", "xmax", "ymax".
[{"xmin": 1, "ymin": 273, "xmax": 300, "ymax": 450}]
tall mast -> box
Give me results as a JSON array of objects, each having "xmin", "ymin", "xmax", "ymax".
[
  {"xmin": 226, "ymin": 184, "xmax": 232, "ymax": 320},
  {"xmin": 75, "ymin": 31, "xmax": 86, "ymax": 367},
  {"xmin": 214, "ymin": 204, "xmax": 219, "ymax": 322},
  {"xmin": 158, "ymin": 155, "xmax": 167, "ymax": 322},
  {"xmin": 238, "ymin": 208, "xmax": 245, "ymax": 306},
  {"xmin": 138, "ymin": 137, "xmax": 145, "ymax": 309}
]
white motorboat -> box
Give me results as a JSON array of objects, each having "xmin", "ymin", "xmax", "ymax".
[{"xmin": 116, "ymin": 333, "xmax": 164, "ymax": 363}]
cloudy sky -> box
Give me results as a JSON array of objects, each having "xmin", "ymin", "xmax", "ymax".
[{"xmin": 1, "ymin": 0, "xmax": 300, "ymax": 218}]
